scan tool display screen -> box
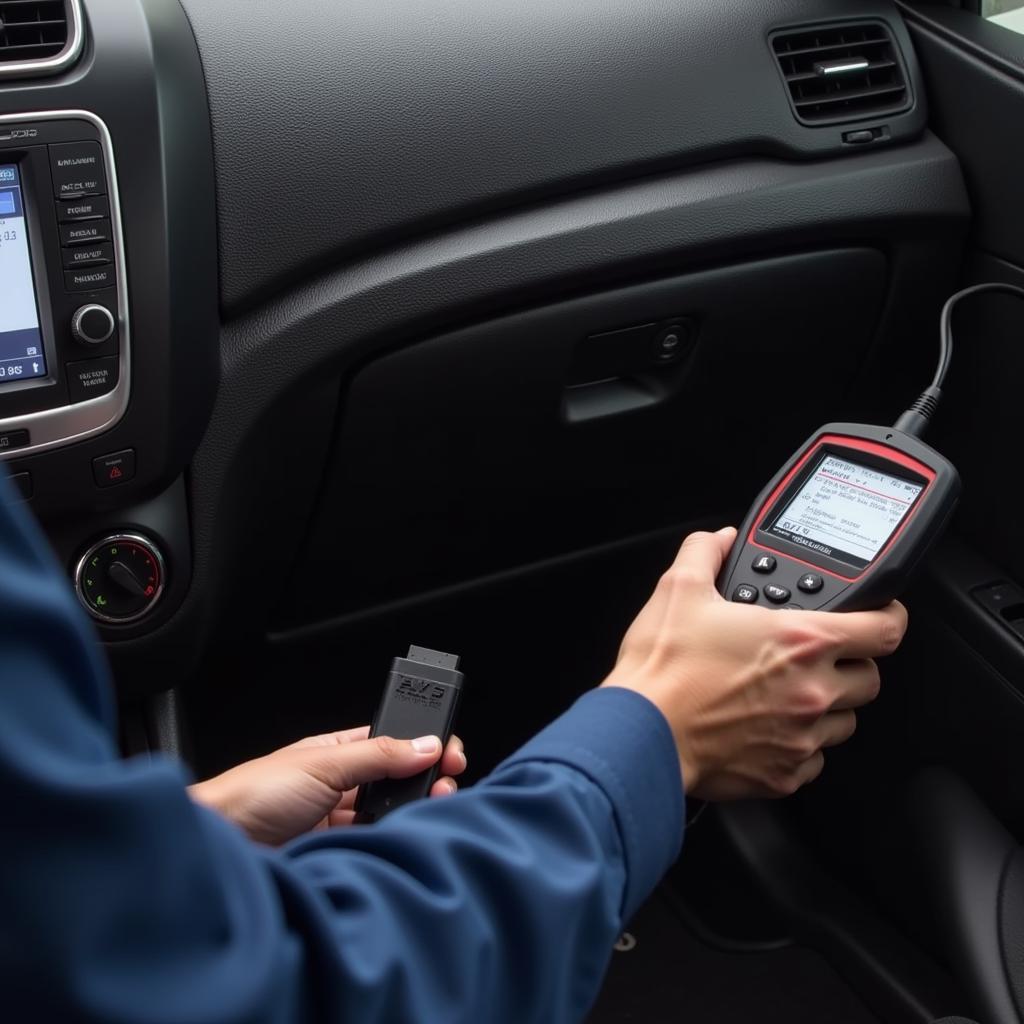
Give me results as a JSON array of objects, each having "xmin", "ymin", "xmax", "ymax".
[
  {"xmin": 768, "ymin": 454, "xmax": 924, "ymax": 570},
  {"xmin": 0, "ymin": 164, "xmax": 47, "ymax": 385}
]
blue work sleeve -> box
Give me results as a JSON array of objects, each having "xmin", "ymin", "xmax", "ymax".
[{"xmin": 0, "ymin": 471, "xmax": 684, "ymax": 1024}]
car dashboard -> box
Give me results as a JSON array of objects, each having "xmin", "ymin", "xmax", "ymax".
[{"xmin": 0, "ymin": 0, "xmax": 966, "ymax": 697}]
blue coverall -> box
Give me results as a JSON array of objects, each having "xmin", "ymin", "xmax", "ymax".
[{"xmin": 0, "ymin": 471, "xmax": 685, "ymax": 1022}]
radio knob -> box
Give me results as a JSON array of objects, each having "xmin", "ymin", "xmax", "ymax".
[{"xmin": 71, "ymin": 304, "xmax": 116, "ymax": 346}]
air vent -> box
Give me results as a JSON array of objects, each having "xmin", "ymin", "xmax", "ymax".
[
  {"xmin": 771, "ymin": 22, "xmax": 910, "ymax": 125},
  {"xmin": 0, "ymin": 0, "xmax": 82, "ymax": 78}
]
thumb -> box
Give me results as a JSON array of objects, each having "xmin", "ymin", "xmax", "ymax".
[
  {"xmin": 668, "ymin": 526, "xmax": 737, "ymax": 583},
  {"xmin": 302, "ymin": 735, "xmax": 443, "ymax": 793}
]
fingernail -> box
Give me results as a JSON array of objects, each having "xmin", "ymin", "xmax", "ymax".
[{"xmin": 411, "ymin": 735, "xmax": 441, "ymax": 754}]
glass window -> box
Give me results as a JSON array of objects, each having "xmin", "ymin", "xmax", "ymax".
[{"xmin": 984, "ymin": 1, "xmax": 1024, "ymax": 35}]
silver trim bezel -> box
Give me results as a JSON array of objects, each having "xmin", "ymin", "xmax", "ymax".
[
  {"xmin": 0, "ymin": 109, "xmax": 130, "ymax": 461},
  {"xmin": 74, "ymin": 532, "xmax": 166, "ymax": 625},
  {"xmin": 0, "ymin": 0, "xmax": 85, "ymax": 80}
]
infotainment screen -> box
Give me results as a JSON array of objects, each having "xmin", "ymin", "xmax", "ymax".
[
  {"xmin": 0, "ymin": 164, "xmax": 47, "ymax": 385},
  {"xmin": 768, "ymin": 454, "xmax": 924, "ymax": 570}
]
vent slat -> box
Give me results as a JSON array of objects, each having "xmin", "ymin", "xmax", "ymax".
[
  {"xmin": 773, "ymin": 39, "xmax": 890, "ymax": 59},
  {"xmin": 771, "ymin": 21, "xmax": 910, "ymax": 125},
  {"xmin": 0, "ymin": 0, "xmax": 69, "ymax": 64},
  {"xmin": 794, "ymin": 83, "xmax": 907, "ymax": 108},
  {"xmin": 786, "ymin": 59, "xmax": 895, "ymax": 84}
]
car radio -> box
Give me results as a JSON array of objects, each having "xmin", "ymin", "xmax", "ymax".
[{"xmin": 0, "ymin": 111, "xmax": 129, "ymax": 460}]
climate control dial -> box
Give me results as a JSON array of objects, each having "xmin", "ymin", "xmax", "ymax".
[{"xmin": 74, "ymin": 534, "xmax": 165, "ymax": 624}]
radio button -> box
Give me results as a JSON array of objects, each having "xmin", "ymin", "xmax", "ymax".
[
  {"xmin": 797, "ymin": 573, "xmax": 824, "ymax": 594},
  {"xmin": 66, "ymin": 357, "xmax": 118, "ymax": 403},
  {"xmin": 763, "ymin": 583, "xmax": 792, "ymax": 604},
  {"xmin": 49, "ymin": 141, "xmax": 107, "ymax": 199},
  {"xmin": 63, "ymin": 242, "xmax": 113, "ymax": 270},
  {"xmin": 60, "ymin": 220, "xmax": 110, "ymax": 247},
  {"xmin": 65, "ymin": 266, "xmax": 116, "ymax": 292},
  {"xmin": 57, "ymin": 196, "xmax": 110, "ymax": 222}
]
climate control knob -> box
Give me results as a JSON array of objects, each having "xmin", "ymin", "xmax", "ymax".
[
  {"xmin": 71, "ymin": 304, "xmax": 115, "ymax": 346},
  {"xmin": 74, "ymin": 533, "xmax": 166, "ymax": 624}
]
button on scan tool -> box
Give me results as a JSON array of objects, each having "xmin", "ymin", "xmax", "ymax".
[
  {"xmin": 732, "ymin": 584, "xmax": 758, "ymax": 604},
  {"xmin": 797, "ymin": 573, "xmax": 824, "ymax": 594},
  {"xmin": 763, "ymin": 583, "xmax": 791, "ymax": 604},
  {"xmin": 752, "ymin": 554, "xmax": 776, "ymax": 574}
]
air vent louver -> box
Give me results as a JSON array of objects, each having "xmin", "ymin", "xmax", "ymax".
[
  {"xmin": 0, "ymin": 0, "xmax": 72, "ymax": 68},
  {"xmin": 772, "ymin": 22, "xmax": 910, "ymax": 125}
]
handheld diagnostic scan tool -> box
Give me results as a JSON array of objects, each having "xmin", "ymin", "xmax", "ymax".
[{"xmin": 718, "ymin": 284, "xmax": 1024, "ymax": 612}]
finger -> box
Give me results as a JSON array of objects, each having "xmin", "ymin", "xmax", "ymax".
[
  {"xmin": 336, "ymin": 738, "xmax": 463, "ymax": 813},
  {"xmin": 287, "ymin": 725, "xmax": 371, "ymax": 751},
  {"xmin": 430, "ymin": 777, "xmax": 458, "ymax": 798},
  {"xmin": 812, "ymin": 709, "xmax": 857, "ymax": 749},
  {"xmin": 781, "ymin": 751, "xmax": 825, "ymax": 796},
  {"xmin": 666, "ymin": 527, "xmax": 738, "ymax": 585},
  {"xmin": 301, "ymin": 734, "xmax": 444, "ymax": 794},
  {"xmin": 336, "ymin": 788, "xmax": 358, "ymax": 812},
  {"xmin": 830, "ymin": 659, "xmax": 881, "ymax": 711},
  {"xmin": 830, "ymin": 601, "xmax": 908, "ymax": 660},
  {"xmin": 440, "ymin": 735, "xmax": 467, "ymax": 778},
  {"xmin": 795, "ymin": 750, "xmax": 825, "ymax": 788}
]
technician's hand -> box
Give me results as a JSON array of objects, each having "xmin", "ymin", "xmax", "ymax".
[
  {"xmin": 189, "ymin": 727, "xmax": 467, "ymax": 846},
  {"xmin": 602, "ymin": 527, "xmax": 907, "ymax": 801}
]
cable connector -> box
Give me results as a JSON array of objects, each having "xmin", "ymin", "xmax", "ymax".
[
  {"xmin": 893, "ymin": 385, "xmax": 943, "ymax": 438},
  {"xmin": 893, "ymin": 281, "xmax": 1024, "ymax": 439}
]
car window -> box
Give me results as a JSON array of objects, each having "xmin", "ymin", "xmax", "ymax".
[{"xmin": 983, "ymin": 1, "xmax": 1024, "ymax": 35}]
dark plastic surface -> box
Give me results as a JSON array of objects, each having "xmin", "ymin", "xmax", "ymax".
[
  {"xmin": 716, "ymin": 800, "xmax": 960, "ymax": 1022},
  {"xmin": 910, "ymin": 767, "xmax": 1022, "ymax": 1024},
  {"xmin": 910, "ymin": 537, "xmax": 1024, "ymax": 835},
  {"xmin": 176, "ymin": 0, "xmax": 929, "ymax": 315},
  {"xmin": 282, "ymin": 250, "xmax": 891, "ymax": 626}
]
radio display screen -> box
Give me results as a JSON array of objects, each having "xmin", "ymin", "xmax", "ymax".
[
  {"xmin": 0, "ymin": 164, "xmax": 47, "ymax": 385},
  {"xmin": 768, "ymin": 454, "xmax": 924, "ymax": 570}
]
